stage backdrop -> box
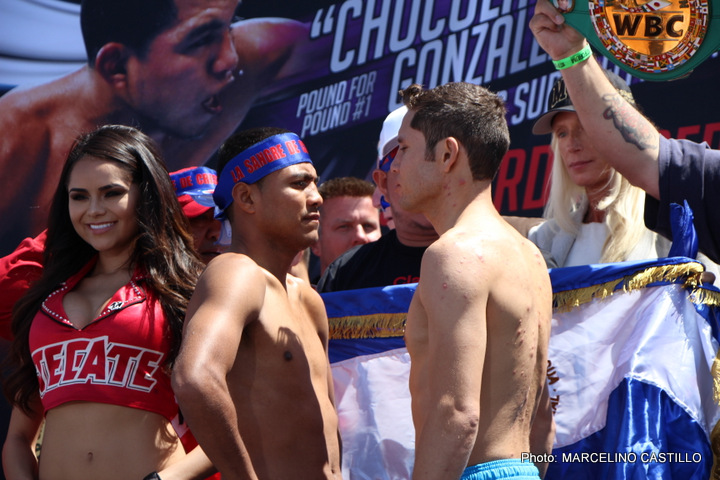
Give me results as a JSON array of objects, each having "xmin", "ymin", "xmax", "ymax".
[{"xmin": 1, "ymin": 0, "xmax": 719, "ymax": 254}]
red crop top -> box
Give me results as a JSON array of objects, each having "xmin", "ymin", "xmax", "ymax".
[{"xmin": 29, "ymin": 259, "xmax": 178, "ymax": 423}]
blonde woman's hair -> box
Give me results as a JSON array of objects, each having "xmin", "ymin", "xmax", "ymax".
[{"xmin": 542, "ymin": 135, "xmax": 647, "ymax": 263}]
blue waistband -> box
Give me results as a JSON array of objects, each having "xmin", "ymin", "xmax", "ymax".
[{"xmin": 461, "ymin": 459, "xmax": 540, "ymax": 480}]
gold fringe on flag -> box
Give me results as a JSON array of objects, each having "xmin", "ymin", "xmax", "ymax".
[
  {"xmin": 552, "ymin": 260, "xmax": 720, "ymax": 411},
  {"xmin": 691, "ymin": 287, "xmax": 720, "ymax": 308},
  {"xmin": 714, "ymin": 355, "xmax": 720, "ymax": 406},
  {"xmin": 711, "ymin": 418, "xmax": 720, "ymax": 480},
  {"xmin": 552, "ymin": 261, "xmax": 707, "ymax": 312},
  {"xmin": 542, "ymin": 260, "xmax": 720, "ymax": 472},
  {"xmin": 329, "ymin": 312, "xmax": 406, "ymax": 340}
]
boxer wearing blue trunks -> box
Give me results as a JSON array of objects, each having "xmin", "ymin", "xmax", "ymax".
[
  {"xmin": 396, "ymin": 83, "xmax": 554, "ymax": 479},
  {"xmin": 461, "ymin": 460, "xmax": 541, "ymax": 480}
]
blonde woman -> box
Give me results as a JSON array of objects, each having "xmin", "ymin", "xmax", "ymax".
[{"xmin": 529, "ymin": 73, "xmax": 717, "ymax": 277}]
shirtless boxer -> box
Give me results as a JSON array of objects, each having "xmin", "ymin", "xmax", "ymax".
[
  {"xmin": 171, "ymin": 127, "xmax": 342, "ymax": 479},
  {"xmin": 0, "ymin": 0, "xmax": 309, "ymax": 251},
  {"xmin": 392, "ymin": 82, "xmax": 554, "ymax": 480}
]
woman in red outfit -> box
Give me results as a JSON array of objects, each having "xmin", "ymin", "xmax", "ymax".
[{"xmin": 2, "ymin": 125, "xmax": 212, "ymax": 480}]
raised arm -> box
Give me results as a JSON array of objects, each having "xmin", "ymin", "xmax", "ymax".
[
  {"xmin": 171, "ymin": 255, "xmax": 265, "ymax": 480},
  {"xmin": 177, "ymin": 18, "xmax": 313, "ymax": 168},
  {"xmin": 529, "ymin": 0, "xmax": 660, "ymax": 199},
  {"xmin": 230, "ymin": 18, "xmax": 312, "ymax": 86},
  {"xmin": 412, "ymin": 246, "xmax": 487, "ymax": 480}
]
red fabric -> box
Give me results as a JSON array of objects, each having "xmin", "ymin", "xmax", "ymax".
[
  {"xmin": 29, "ymin": 260, "xmax": 177, "ymax": 422},
  {"xmin": 3, "ymin": 233, "xmax": 221, "ymax": 479},
  {"xmin": 178, "ymin": 194, "xmax": 213, "ymax": 218},
  {"xmin": 0, "ymin": 231, "xmax": 46, "ymax": 340}
]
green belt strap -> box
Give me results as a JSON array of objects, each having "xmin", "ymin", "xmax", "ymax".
[{"xmin": 559, "ymin": 0, "xmax": 720, "ymax": 80}]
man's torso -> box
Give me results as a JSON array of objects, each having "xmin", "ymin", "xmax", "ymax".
[
  {"xmin": 406, "ymin": 216, "xmax": 552, "ymax": 466},
  {"xmin": 230, "ymin": 271, "xmax": 341, "ymax": 478}
]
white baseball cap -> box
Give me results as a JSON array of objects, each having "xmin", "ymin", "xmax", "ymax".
[{"xmin": 376, "ymin": 105, "xmax": 408, "ymax": 169}]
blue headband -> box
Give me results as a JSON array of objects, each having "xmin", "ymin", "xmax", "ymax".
[
  {"xmin": 170, "ymin": 166, "xmax": 218, "ymax": 207},
  {"xmin": 213, "ymin": 132, "xmax": 313, "ymax": 219}
]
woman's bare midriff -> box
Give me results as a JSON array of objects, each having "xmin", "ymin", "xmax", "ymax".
[{"xmin": 38, "ymin": 402, "xmax": 186, "ymax": 480}]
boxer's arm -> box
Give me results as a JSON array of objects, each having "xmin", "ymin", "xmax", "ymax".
[
  {"xmin": 172, "ymin": 255, "xmax": 264, "ymax": 479},
  {"xmin": 412, "ymin": 246, "xmax": 486, "ymax": 480}
]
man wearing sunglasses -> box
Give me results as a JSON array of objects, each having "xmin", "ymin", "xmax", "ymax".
[{"xmin": 317, "ymin": 106, "xmax": 439, "ymax": 293}]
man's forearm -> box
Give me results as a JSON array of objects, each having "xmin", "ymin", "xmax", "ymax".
[
  {"xmin": 529, "ymin": 0, "xmax": 661, "ymax": 198},
  {"xmin": 173, "ymin": 376, "xmax": 257, "ymax": 480},
  {"xmin": 412, "ymin": 408, "xmax": 478, "ymax": 480},
  {"xmin": 558, "ymin": 49, "xmax": 661, "ymax": 198}
]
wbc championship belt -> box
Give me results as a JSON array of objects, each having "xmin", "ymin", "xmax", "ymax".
[{"xmin": 558, "ymin": 0, "xmax": 720, "ymax": 79}]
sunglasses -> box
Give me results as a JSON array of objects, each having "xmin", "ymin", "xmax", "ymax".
[{"xmin": 377, "ymin": 145, "xmax": 399, "ymax": 172}]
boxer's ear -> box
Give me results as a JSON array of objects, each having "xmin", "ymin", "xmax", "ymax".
[
  {"xmin": 232, "ymin": 183, "xmax": 257, "ymax": 214},
  {"xmin": 440, "ymin": 137, "xmax": 460, "ymax": 173},
  {"xmin": 95, "ymin": 43, "xmax": 131, "ymax": 89}
]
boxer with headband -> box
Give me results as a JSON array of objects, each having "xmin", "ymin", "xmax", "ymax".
[
  {"xmin": 173, "ymin": 127, "xmax": 341, "ymax": 479},
  {"xmin": 213, "ymin": 131, "xmax": 313, "ymax": 219}
]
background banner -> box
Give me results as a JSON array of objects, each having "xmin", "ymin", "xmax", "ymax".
[{"xmin": 1, "ymin": 0, "xmax": 719, "ymax": 255}]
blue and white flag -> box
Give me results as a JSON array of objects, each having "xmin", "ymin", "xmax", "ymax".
[
  {"xmin": 322, "ymin": 257, "xmax": 720, "ymax": 480},
  {"xmin": 324, "ymin": 284, "xmax": 415, "ymax": 479},
  {"xmin": 546, "ymin": 258, "xmax": 720, "ymax": 479}
]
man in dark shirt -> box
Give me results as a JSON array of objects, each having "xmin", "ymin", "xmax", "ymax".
[
  {"xmin": 311, "ymin": 176, "xmax": 381, "ymax": 278},
  {"xmin": 317, "ymin": 106, "xmax": 438, "ymax": 293},
  {"xmin": 316, "ymin": 106, "xmax": 543, "ymax": 292}
]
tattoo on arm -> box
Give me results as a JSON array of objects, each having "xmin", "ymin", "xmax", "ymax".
[{"xmin": 601, "ymin": 93, "xmax": 656, "ymax": 151}]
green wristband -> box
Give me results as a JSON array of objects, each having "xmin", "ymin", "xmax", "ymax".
[{"xmin": 552, "ymin": 44, "xmax": 592, "ymax": 70}]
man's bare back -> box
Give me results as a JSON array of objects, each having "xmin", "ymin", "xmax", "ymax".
[{"xmin": 406, "ymin": 208, "xmax": 552, "ymax": 472}]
